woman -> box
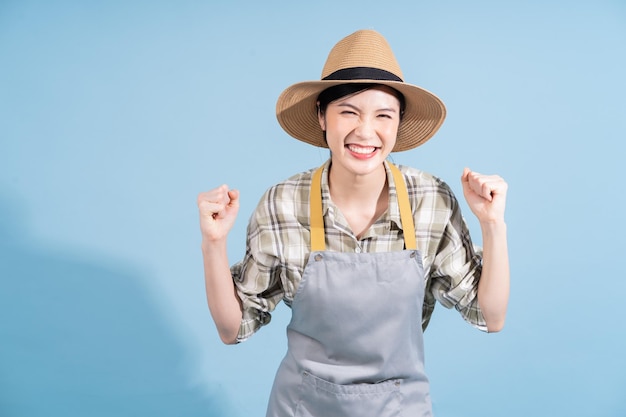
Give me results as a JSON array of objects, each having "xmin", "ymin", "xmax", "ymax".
[{"xmin": 198, "ymin": 29, "xmax": 509, "ymax": 417}]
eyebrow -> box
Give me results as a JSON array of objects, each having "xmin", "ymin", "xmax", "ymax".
[{"xmin": 335, "ymin": 103, "xmax": 398, "ymax": 113}]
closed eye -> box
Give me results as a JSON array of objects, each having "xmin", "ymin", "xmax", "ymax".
[{"xmin": 378, "ymin": 112, "xmax": 397, "ymax": 120}]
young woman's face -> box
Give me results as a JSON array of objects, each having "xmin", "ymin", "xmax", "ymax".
[{"xmin": 318, "ymin": 86, "xmax": 401, "ymax": 177}]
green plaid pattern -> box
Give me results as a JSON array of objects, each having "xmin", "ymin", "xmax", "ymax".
[{"xmin": 232, "ymin": 160, "xmax": 486, "ymax": 342}]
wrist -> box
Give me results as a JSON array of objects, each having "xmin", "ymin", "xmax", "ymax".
[
  {"xmin": 201, "ymin": 237, "xmax": 228, "ymax": 253},
  {"xmin": 479, "ymin": 219, "xmax": 507, "ymax": 235}
]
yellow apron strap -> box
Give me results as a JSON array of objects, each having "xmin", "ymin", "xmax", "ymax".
[
  {"xmin": 389, "ymin": 163, "xmax": 417, "ymax": 250},
  {"xmin": 310, "ymin": 166, "xmax": 326, "ymax": 252},
  {"xmin": 309, "ymin": 163, "xmax": 416, "ymax": 252}
]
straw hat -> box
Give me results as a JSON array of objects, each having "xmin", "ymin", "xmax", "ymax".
[{"xmin": 275, "ymin": 29, "xmax": 447, "ymax": 152}]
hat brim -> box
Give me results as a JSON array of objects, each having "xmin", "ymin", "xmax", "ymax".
[{"xmin": 276, "ymin": 79, "xmax": 446, "ymax": 152}]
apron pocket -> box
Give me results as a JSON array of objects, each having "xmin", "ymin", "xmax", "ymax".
[{"xmin": 294, "ymin": 371, "xmax": 402, "ymax": 417}]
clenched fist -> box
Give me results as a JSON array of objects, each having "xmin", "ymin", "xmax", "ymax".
[
  {"xmin": 197, "ymin": 185, "xmax": 240, "ymax": 242},
  {"xmin": 461, "ymin": 168, "xmax": 508, "ymax": 224}
]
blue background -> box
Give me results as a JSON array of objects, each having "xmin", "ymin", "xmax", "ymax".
[{"xmin": 1, "ymin": 1, "xmax": 625, "ymax": 416}]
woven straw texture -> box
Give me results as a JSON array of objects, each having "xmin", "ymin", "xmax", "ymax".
[{"xmin": 276, "ymin": 30, "xmax": 446, "ymax": 152}]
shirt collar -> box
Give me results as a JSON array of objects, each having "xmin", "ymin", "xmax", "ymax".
[
  {"xmin": 383, "ymin": 160, "xmax": 404, "ymax": 231},
  {"xmin": 318, "ymin": 159, "xmax": 404, "ymax": 232}
]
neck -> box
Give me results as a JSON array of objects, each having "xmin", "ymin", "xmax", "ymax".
[
  {"xmin": 327, "ymin": 161, "xmax": 389, "ymax": 236},
  {"xmin": 329, "ymin": 162, "xmax": 387, "ymax": 199}
]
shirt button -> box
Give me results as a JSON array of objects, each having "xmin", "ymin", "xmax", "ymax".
[{"xmin": 355, "ymin": 247, "xmax": 362, "ymax": 253}]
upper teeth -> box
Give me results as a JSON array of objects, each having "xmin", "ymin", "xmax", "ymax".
[{"xmin": 348, "ymin": 145, "xmax": 375, "ymax": 154}]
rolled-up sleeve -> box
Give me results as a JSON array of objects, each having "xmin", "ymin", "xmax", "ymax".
[
  {"xmin": 231, "ymin": 193, "xmax": 286, "ymax": 342},
  {"xmin": 429, "ymin": 192, "xmax": 487, "ymax": 332}
]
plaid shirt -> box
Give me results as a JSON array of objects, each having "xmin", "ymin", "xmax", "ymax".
[{"xmin": 232, "ymin": 160, "xmax": 486, "ymax": 342}]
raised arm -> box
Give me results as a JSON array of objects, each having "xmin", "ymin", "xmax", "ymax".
[
  {"xmin": 461, "ymin": 168, "xmax": 510, "ymax": 332},
  {"xmin": 197, "ymin": 184, "xmax": 243, "ymax": 344}
]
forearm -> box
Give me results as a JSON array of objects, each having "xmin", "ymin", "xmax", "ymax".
[
  {"xmin": 477, "ymin": 220, "xmax": 510, "ymax": 332},
  {"xmin": 202, "ymin": 239, "xmax": 243, "ymax": 344}
]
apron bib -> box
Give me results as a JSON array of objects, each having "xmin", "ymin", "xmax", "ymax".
[{"xmin": 266, "ymin": 163, "xmax": 432, "ymax": 417}]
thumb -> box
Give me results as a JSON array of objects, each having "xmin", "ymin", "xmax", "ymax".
[
  {"xmin": 227, "ymin": 189, "xmax": 240, "ymax": 208},
  {"xmin": 461, "ymin": 168, "xmax": 472, "ymax": 193},
  {"xmin": 461, "ymin": 167, "xmax": 471, "ymax": 183}
]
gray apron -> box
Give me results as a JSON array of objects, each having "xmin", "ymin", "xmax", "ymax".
[{"xmin": 266, "ymin": 163, "xmax": 432, "ymax": 417}]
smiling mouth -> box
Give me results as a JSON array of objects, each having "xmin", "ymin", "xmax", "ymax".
[{"xmin": 346, "ymin": 144, "xmax": 377, "ymax": 154}]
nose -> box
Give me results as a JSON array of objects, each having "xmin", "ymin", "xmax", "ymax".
[{"xmin": 354, "ymin": 116, "xmax": 376, "ymax": 140}]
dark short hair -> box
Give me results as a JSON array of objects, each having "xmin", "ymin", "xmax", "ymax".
[{"xmin": 316, "ymin": 83, "xmax": 406, "ymax": 120}]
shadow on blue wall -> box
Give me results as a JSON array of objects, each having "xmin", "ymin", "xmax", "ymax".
[{"xmin": 0, "ymin": 193, "xmax": 227, "ymax": 417}]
